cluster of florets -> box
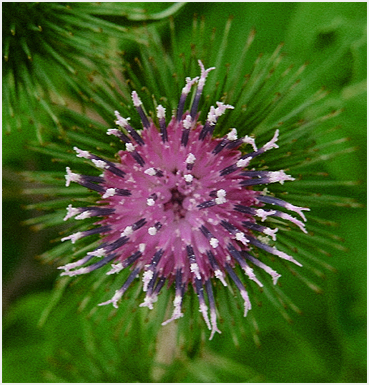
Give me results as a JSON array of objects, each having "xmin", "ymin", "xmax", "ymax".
[{"xmin": 60, "ymin": 61, "xmax": 309, "ymax": 339}]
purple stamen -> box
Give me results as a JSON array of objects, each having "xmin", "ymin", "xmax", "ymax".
[
  {"xmin": 181, "ymin": 115, "xmax": 192, "ymax": 147},
  {"xmin": 257, "ymin": 195, "xmax": 309, "ymax": 221},
  {"xmin": 99, "ymin": 267, "xmax": 141, "ymax": 308},
  {"xmin": 242, "ymin": 252, "xmax": 281, "ymax": 285},
  {"xmin": 186, "ymin": 245, "xmax": 201, "ymax": 280},
  {"xmin": 115, "ymin": 110, "xmax": 145, "ymax": 146},
  {"xmin": 190, "ymin": 60, "xmax": 215, "ymax": 119},
  {"xmin": 107, "ymin": 128, "xmax": 131, "ymax": 144},
  {"xmin": 125, "ymin": 143, "xmax": 146, "ymax": 166},
  {"xmin": 205, "ymin": 280, "xmax": 221, "ymax": 340},
  {"xmin": 225, "ymin": 263, "xmax": 252, "ymax": 317},
  {"xmin": 74, "ymin": 147, "xmax": 127, "ymax": 178},
  {"xmin": 162, "ymin": 269, "xmax": 185, "ymax": 325},
  {"xmin": 157, "ymin": 105, "xmax": 168, "ymax": 142},
  {"xmin": 197, "ymin": 200, "xmax": 216, "ymax": 209},
  {"xmin": 194, "ymin": 275, "xmax": 211, "ymax": 330},
  {"xmin": 248, "ymin": 237, "xmax": 302, "ymax": 267},
  {"xmin": 242, "ymin": 221, "xmax": 278, "ymax": 241},
  {"xmin": 61, "ymin": 225, "xmax": 111, "ymax": 244},
  {"xmin": 177, "ymin": 77, "xmax": 198, "ymax": 122},
  {"xmin": 199, "ymin": 102, "xmax": 234, "ymax": 140},
  {"xmin": 142, "ymin": 249, "xmax": 164, "ymax": 292},
  {"xmin": 60, "ymin": 252, "xmax": 118, "ymax": 277},
  {"xmin": 234, "ymin": 204, "xmax": 306, "ymax": 232},
  {"xmin": 227, "ymin": 244, "xmax": 263, "ymax": 287},
  {"xmin": 132, "ymin": 91, "xmax": 150, "ymax": 130},
  {"xmin": 212, "ymin": 138, "xmax": 229, "ymax": 155}
]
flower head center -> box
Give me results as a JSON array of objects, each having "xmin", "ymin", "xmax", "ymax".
[{"xmin": 164, "ymin": 187, "xmax": 187, "ymax": 220}]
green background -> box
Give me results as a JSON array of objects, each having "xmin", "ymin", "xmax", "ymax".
[{"xmin": 3, "ymin": 2, "xmax": 366, "ymax": 382}]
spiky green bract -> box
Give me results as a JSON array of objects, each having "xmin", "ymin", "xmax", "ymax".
[
  {"xmin": 2, "ymin": 2, "xmax": 183, "ymax": 141},
  {"xmin": 24, "ymin": 16, "xmax": 358, "ymax": 358}
]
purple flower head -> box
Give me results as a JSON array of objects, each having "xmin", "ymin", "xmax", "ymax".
[{"xmin": 60, "ymin": 60, "xmax": 310, "ymax": 340}]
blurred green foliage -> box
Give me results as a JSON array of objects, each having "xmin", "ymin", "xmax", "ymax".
[{"xmin": 3, "ymin": 2, "xmax": 366, "ymax": 382}]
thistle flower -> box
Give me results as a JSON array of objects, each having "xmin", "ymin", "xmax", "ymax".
[
  {"xmin": 24, "ymin": 16, "xmax": 359, "ymax": 346},
  {"xmin": 57, "ymin": 56, "xmax": 330, "ymax": 339}
]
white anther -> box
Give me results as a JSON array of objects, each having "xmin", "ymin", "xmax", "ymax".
[
  {"xmin": 102, "ymin": 188, "xmax": 116, "ymax": 199},
  {"xmin": 126, "ymin": 143, "xmax": 135, "ymax": 152},
  {"xmin": 142, "ymin": 270, "xmax": 154, "ymax": 291},
  {"xmin": 87, "ymin": 248, "xmax": 105, "ymax": 257},
  {"xmin": 263, "ymin": 129, "xmax": 279, "ymax": 151},
  {"xmin": 148, "ymin": 227, "xmax": 157, "ymax": 235},
  {"xmin": 235, "ymin": 232, "xmax": 249, "ymax": 245},
  {"xmin": 285, "ymin": 203, "xmax": 310, "ymax": 221},
  {"xmin": 186, "ymin": 153, "xmax": 196, "ymax": 164},
  {"xmin": 207, "ymin": 106, "xmax": 217, "ymax": 125},
  {"xmin": 182, "ymin": 76, "xmax": 199, "ymax": 94},
  {"xmin": 215, "ymin": 269, "xmax": 227, "ymax": 286},
  {"xmin": 147, "ymin": 198, "xmax": 155, "ymax": 206},
  {"xmin": 98, "ymin": 290, "xmax": 123, "ymax": 308},
  {"xmin": 107, "ymin": 128, "xmax": 120, "ymax": 136},
  {"xmin": 121, "ymin": 226, "xmax": 133, "ymax": 237},
  {"xmin": 199, "ymin": 302, "xmax": 211, "ymax": 330},
  {"xmin": 131, "ymin": 91, "xmax": 142, "ymax": 107},
  {"xmin": 209, "ymin": 308, "xmax": 222, "ymax": 340},
  {"xmin": 268, "ymin": 171, "xmax": 295, "ymax": 184},
  {"xmin": 274, "ymin": 248, "xmax": 302, "ymax": 267},
  {"xmin": 156, "ymin": 105, "xmax": 166, "ymax": 119},
  {"xmin": 271, "ymin": 272, "xmax": 282, "ymax": 285},
  {"xmin": 244, "ymin": 264, "xmax": 263, "ymax": 286},
  {"xmin": 65, "ymin": 167, "xmax": 81, "ymax": 187},
  {"xmin": 92, "ymin": 159, "xmax": 107, "ymax": 169},
  {"xmin": 246, "ymin": 254, "xmax": 282, "ymax": 285},
  {"xmin": 73, "ymin": 147, "xmax": 90, "ymax": 159},
  {"xmin": 183, "ymin": 115, "xmax": 192, "ymax": 129},
  {"xmin": 279, "ymin": 212, "xmax": 308, "ymax": 233},
  {"xmin": 263, "ymin": 227, "xmax": 278, "ymax": 241},
  {"xmin": 61, "ymin": 232, "xmax": 82, "ymax": 244},
  {"xmin": 75, "ymin": 211, "xmax": 92, "ymax": 220},
  {"xmin": 214, "ymin": 102, "xmax": 234, "ymax": 117},
  {"xmin": 114, "ymin": 111, "xmax": 131, "ymax": 128},
  {"xmin": 184, "ymin": 174, "xmax": 193, "ymax": 183},
  {"xmin": 227, "ymin": 128, "xmax": 238, "ymax": 141},
  {"xmin": 215, "ymin": 189, "xmax": 227, "ymax": 205},
  {"xmin": 63, "ymin": 204, "xmax": 80, "ymax": 221},
  {"xmin": 240, "ymin": 290, "xmax": 252, "ymax": 317},
  {"xmin": 144, "ymin": 167, "xmax": 156, "ymax": 176},
  {"xmin": 139, "ymin": 294, "xmax": 157, "ymax": 309},
  {"xmin": 210, "ymin": 238, "xmax": 219, "ymax": 248},
  {"xmin": 106, "ymin": 262, "xmax": 124, "ymax": 275},
  {"xmin": 190, "ymin": 262, "xmax": 201, "ymax": 280},
  {"xmin": 60, "ymin": 267, "xmax": 90, "ymax": 277},
  {"xmin": 215, "ymin": 197, "xmax": 227, "ymax": 205},
  {"xmin": 139, "ymin": 243, "xmax": 146, "ymax": 253},
  {"xmin": 242, "ymin": 136, "xmax": 258, "ymax": 151},
  {"xmin": 172, "ymin": 294, "xmax": 182, "ymax": 310},
  {"xmin": 58, "ymin": 261, "xmax": 81, "ymax": 272},
  {"xmin": 255, "ymin": 209, "xmax": 276, "ymax": 222},
  {"xmin": 198, "ymin": 60, "xmax": 215, "ymax": 88},
  {"xmin": 161, "ymin": 295, "xmax": 184, "ymax": 325},
  {"xmin": 236, "ymin": 157, "xmax": 251, "ymax": 168}
]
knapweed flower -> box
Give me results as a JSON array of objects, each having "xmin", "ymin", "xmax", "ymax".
[{"xmin": 59, "ymin": 60, "xmax": 311, "ymax": 340}]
